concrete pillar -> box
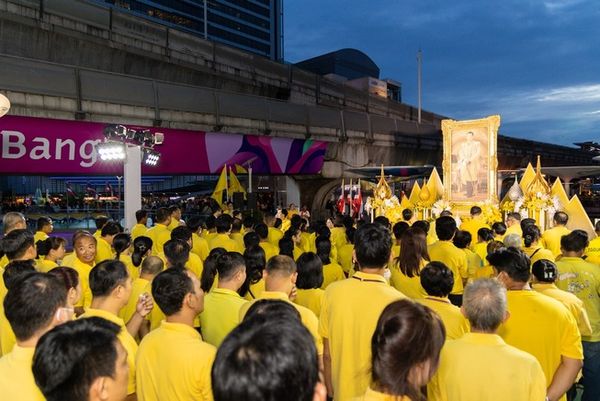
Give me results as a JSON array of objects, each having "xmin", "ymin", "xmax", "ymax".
[
  {"xmin": 563, "ymin": 177, "xmax": 572, "ymax": 197},
  {"xmin": 285, "ymin": 176, "xmax": 300, "ymax": 208},
  {"xmin": 124, "ymin": 145, "xmax": 142, "ymax": 231}
]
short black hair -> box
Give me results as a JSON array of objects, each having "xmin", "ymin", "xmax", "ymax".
[
  {"xmin": 94, "ymin": 215, "xmax": 109, "ymax": 229},
  {"xmin": 243, "ymin": 299, "xmax": 302, "ymax": 324},
  {"xmin": 523, "ymin": 224, "xmax": 541, "ymax": 248},
  {"xmin": 296, "ymin": 252, "xmax": 324, "ymax": 290},
  {"xmin": 402, "ymin": 209, "xmax": 414, "ymax": 221},
  {"xmin": 520, "ymin": 218, "xmax": 537, "ymax": 232},
  {"xmin": 315, "ymin": 236, "xmax": 332, "ymax": 265},
  {"xmin": 212, "ymin": 316, "xmax": 318, "ymax": 401},
  {"xmin": 163, "ymin": 239, "xmax": 191, "ymax": 268},
  {"xmin": 420, "ymin": 262, "xmax": 454, "ymax": 297},
  {"xmin": 112, "ymin": 233, "xmax": 132, "ymax": 259},
  {"xmin": 477, "ymin": 227, "xmax": 494, "ymax": 242},
  {"xmin": 186, "ymin": 216, "xmax": 203, "ymax": 232},
  {"xmin": 37, "ymin": 237, "xmax": 67, "ymax": 257},
  {"xmin": 554, "ymin": 211, "xmax": 569, "ymax": 225},
  {"xmin": 254, "ymin": 223, "xmax": 269, "ymax": 240},
  {"xmin": 242, "ymin": 216, "xmax": 256, "ymax": 229},
  {"xmin": 244, "ymin": 232, "xmax": 260, "ymax": 249},
  {"xmin": 354, "ymin": 223, "xmax": 392, "ymax": 269},
  {"xmin": 507, "ymin": 212, "xmax": 521, "ymax": 222},
  {"xmin": 169, "ymin": 205, "xmax": 181, "ymax": 214},
  {"xmin": 561, "ymin": 230, "xmax": 589, "ymax": 253},
  {"xmin": 412, "ymin": 220, "xmax": 430, "ymax": 235},
  {"xmin": 204, "ymin": 215, "xmax": 216, "ymax": 230},
  {"xmin": 231, "ymin": 218, "xmax": 243, "ymax": 233},
  {"xmin": 37, "ymin": 216, "xmax": 52, "ymax": 231},
  {"xmin": 135, "ymin": 210, "xmax": 148, "ymax": 222},
  {"xmin": 453, "ymin": 230, "xmax": 472, "ymax": 249},
  {"xmin": 155, "ymin": 208, "xmax": 171, "ymax": 224},
  {"xmin": 4, "ymin": 272, "xmax": 67, "ymax": 342},
  {"xmin": 152, "ymin": 268, "xmax": 194, "ymax": 316},
  {"xmin": 100, "ymin": 221, "xmax": 121, "ymax": 237},
  {"xmin": 3, "ymin": 260, "xmax": 37, "ymax": 290},
  {"xmin": 373, "ymin": 215, "xmax": 391, "ymax": 229},
  {"xmin": 89, "ymin": 260, "xmax": 129, "ymax": 297},
  {"xmin": 216, "ymin": 215, "xmax": 233, "ymax": 233},
  {"xmin": 278, "ymin": 237, "xmax": 295, "ymax": 259},
  {"xmin": 470, "ymin": 206, "xmax": 482, "ymax": 216},
  {"xmin": 1, "ymin": 229, "xmax": 34, "ymax": 260},
  {"xmin": 532, "ymin": 259, "xmax": 558, "ymax": 283},
  {"xmin": 171, "ymin": 226, "xmax": 193, "ymax": 242},
  {"xmin": 393, "ymin": 222, "xmax": 410, "ymax": 240},
  {"xmin": 33, "ymin": 317, "xmax": 121, "ymax": 401},
  {"xmin": 217, "ymin": 252, "xmax": 246, "ymax": 280},
  {"xmin": 487, "ymin": 247, "xmax": 530, "ymax": 282},
  {"xmin": 491, "ymin": 222, "xmax": 507, "ymax": 236},
  {"xmin": 435, "ymin": 216, "xmax": 457, "ymax": 241}
]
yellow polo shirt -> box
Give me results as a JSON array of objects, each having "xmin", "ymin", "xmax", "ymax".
[
  {"xmin": 167, "ymin": 218, "xmax": 181, "ymax": 231},
  {"xmin": 199, "ymin": 287, "xmax": 248, "ymax": 347},
  {"xmin": 209, "ymin": 234, "xmax": 243, "ymax": 253},
  {"xmin": 522, "ymin": 245, "xmax": 555, "ymax": 265},
  {"xmin": 71, "ymin": 257, "xmax": 93, "ymax": 308},
  {"xmin": 258, "ymin": 241, "xmax": 279, "ymax": 262},
  {"xmin": 322, "ymin": 261, "xmax": 345, "ymax": 289},
  {"xmin": 36, "ymin": 258, "xmax": 58, "ymax": 273},
  {"xmin": 390, "ymin": 263, "xmax": 427, "ymax": 299},
  {"xmin": 95, "ymin": 237, "xmax": 114, "ymax": 263},
  {"xmin": 459, "ymin": 217, "xmax": 489, "ymax": 247},
  {"xmin": 360, "ymin": 387, "xmax": 409, "ymax": 401},
  {"xmin": 428, "ymin": 241, "xmax": 468, "ymax": 294},
  {"xmin": 416, "ymin": 296, "xmax": 469, "ymax": 340},
  {"xmin": 585, "ymin": 236, "xmax": 600, "ymax": 265},
  {"xmin": 463, "ymin": 248, "xmax": 483, "ymax": 281},
  {"xmin": 136, "ymin": 321, "xmax": 215, "ymax": 401},
  {"xmin": 230, "ymin": 233, "xmax": 245, "ymax": 252},
  {"xmin": 338, "ymin": 244, "xmax": 354, "ymax": 274},
  {"xmin": 294, "ymin": 288, "xmax": 325, "ymax": 318},
  {"xmin": 267, "ymin": 227, "xmax": 283, "ymax": 247},
  {"xmin": 192, "ymin": 233, "xmax": 210, "ymax": 262},
  {"xmin": 532, "ymin": 283, "xmax": 592, "ymax": 337},
  {"xmin": 429, "ymin": 333, "xmax": 546, "ymax": 401},
  {"xmin": 33, "ymin": 231, "xmax": 49, "ymax": 245},
  {"xmin": 60, "ymin": 252, "xmax": 75, "ymax": 268},
  {"xmin": 505, "ymin": 223, "xmax": 522, "ymax": 238},
  {"xmin": 319, "ymin": 272, "xmax": 404, "ymax": 401},
  {"xmin": 240, "ymin": 291, "xmax": 323, "ymax": 355},
  {"xmin": 119, "ymin": 277, "xmax": 151, "ymax": 323},
  {"xmin": 473, "ymin": 241, "xmax": 488, "ymax": 264},
  {"xmin": 131, "ymin": 223, "xmax": 148, "ymax": 241},
  {"xmin": 80, "ymin": 308, "xmax": 138, "ymax": 394},
  {"xmin": 146, "ymin": 223, "xmax": 171, "ymax": 254},
  {"xmin": 474, "ymin": 264, "xmax": 495, "ymax": 280},
  {"xmin": 243, "ymin": 279, "xmax": 265, "ymax": 301},
  {"xmin": 498, "ymin": 290, "xmax": 583, "ymax": 401},
  {"xmin": 542, "ymin": 225, "xmax": 571, "ymax": 257},
  {"xmin": 300, "ymin": 232, "xmax": 315, "ymax": 253},
  {"xmin": 0, "ymin": 345, "xmax": 45, "ymax": 401},
  {"xmin": 156, "ymin": 252, "xmax": 203, "ymax": 279},
  {"xmin": 556, "ymin": 256, "xmax": 600, "ymax": 342},
  {"xmin": 119, "ymin": 254, "xmax": 138, "ymax": 280},
  {"xmin": 330, "ymin": 226, "xmax": 348, "ymax": 251}
]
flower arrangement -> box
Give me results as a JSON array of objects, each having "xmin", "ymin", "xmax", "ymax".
[{"xmin": 432, "ymin": 199, "xmax": 452, "ymax": 217}]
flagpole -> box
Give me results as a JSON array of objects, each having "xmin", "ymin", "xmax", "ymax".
[
  {"xmin": 225, "ymin": 164, "xmax": 229, "ymax": 203},
  {"xmin": 248, "ymin": 163, "xmax": 253, "ymax": 194},
  {"xmin": 417, "ymin": 48, "xmax": 422, "ymax": 124}
]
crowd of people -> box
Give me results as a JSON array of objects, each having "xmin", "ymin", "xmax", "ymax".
[{"xmin": 0, "ymin": 202, "xmax": 599, "ymax": 401}]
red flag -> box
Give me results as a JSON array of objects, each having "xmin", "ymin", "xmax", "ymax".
[
  {"xmin": 353, "ymin": 179, "xmax": 363, "ymax": 217},
  {"xmin": 336, "ymin": 179, "xmax": 345, "ymax": 214},
  {"xmin": 346, "ymin": 179, "xmax": 353, "ymax": 215}
]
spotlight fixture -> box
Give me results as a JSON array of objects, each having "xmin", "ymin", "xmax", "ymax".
[
  {"xmin": 103, "ymin": 124, "xmax": 127, "ymax": 141},
  {"xmin": 96, "ymin": 141, "xmax": 126, "ymax": 161},
  {"xmin": 142, "ymin": 147, "xmax": 161, "ymax": 166}
]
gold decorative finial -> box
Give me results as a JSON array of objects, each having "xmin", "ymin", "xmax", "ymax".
[
  {"xmin": 526, "ymin": 156, "xmax": 550, "ymax": 196},
  {"xmin": 419, "ymin": 178, "xmax": 431, "ymax": 202}
]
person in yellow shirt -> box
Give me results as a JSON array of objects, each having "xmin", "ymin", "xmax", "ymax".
[
  {"xmin": 459, "ymin": 206, "xmax": 490, "ymax": 246},
  {"xmin": 69, "ymin": 231, "xmax": 97, "ymax": 311},
  {"xmin": 555, "ymin": 230, "xmax": 600, "ymax": 401},
  {"xmin": 453, "ymin": 230, "xmax": 483, "ymax": 281},
  {"xmin": 505, "ymin": 212, "xmax": 523, "ymax": 238},
  {"xmin": 186, "ymin": 216, "xmax": 210, "ymax": 262},
  {"xmin": 391, "ymin": 221, "xmax": 410, "ymax": 260},
  {"xmin": 294, "ymin": 252, "xmax": 325, "ymax": 318},
  {"xmin": 364, "ymin": 299, "xmax": 445, "ymax": 401},
  {"xmin": 329, "ymin": 215, "xmax": 348, "ymax": 253},
  {"xmin": 338, "ymin": 228, "xmax": 355, "ymax": 275},
  {"xmin": 36, "ymin": 237, "xmax": 67, "ymax": 272},
  {"xmin": 137, "ymin": 267, "xmax": 216, "ymax": 401},
  {"xmin": 0, "ymin": 272, "xmax": 72, "ymax": 401},
  {"xmin": 79, "ymin": 260, "xmax": 154, "ymax": 396},
  {"xmin": 131, "ymin": 209, "xmax": 149, "ymax": 240},
  {"xmin": 201, "ymin": 215, "xmax": 218, "ymax": 243},
  {"xmin": 316, "ymin": 237, "xmax": 344, "ymax": 289},
  {"xmin": 417, "ymin": 262, "xmax": 469, "ymax": 340},
  {"xmin": 230, "ymin": 218, "xmax": 245, "ymax": 251},
  {"xmin": 320, "ymin": 223, "xmax": 404, "ymax": 401},
  {"xmin": 132, "ymin": 235, "xmax": 153, "ymax": 272},
  {"xmin": 33, "ymin": 216, "xmax": 53, "ymax": 246},
  {"xmin": 95, "ymin": 221, "xmax": 120, "ymax": 263},
  {"xmin": 240, "ymin": 246, "xmax": 266, "ymax": 300},
  {"xmin": 93, "ymin": 215, "xmax": 109, "ymax": 240},
  {"xmin": 428, "ymin": 216, "xmax": 468, "ymax": 306},
  {"xmin": 213, "ymin": 306, "xmax": 326, "ymax": 401},
  {"xmin": 255, "ymin": 223, "xmax": 279, "ymax": 262},
  {"xmin": 473, "ymin": 227, "xmax": 494, "ymax": 264},
  {"xmin": 47, "ymin": 266, "xmax": 82, "ymax": 310},
  {"xmin": 239, "ymin": 255, "xmax": 323, "ymax": 357},
  {"xmin": 473, "ymin": 240, "xmax": 503, "ymax": 280},
  {"xmin": 390, "ymin": 227, "xmax": 429, "ymax": 299},
  {"xmin": 429, "ymin": 278, "xmax": 546, "ymax": 401},
  {"xmin": 522, "ymin": 224, "xmax": 555, "ymax": 265},
  {"xmin": 167, "ymin": 205, "xmax": 183, "ymax": 231},
  {"xmin": 209, "ymin": 215, "xmax": 244, "ymax": 253},
  {"xmin": 265, "ymin": 213, "xmax": 284, "ymax": 247},
  {"xmin": 542, "ymin": 211, "xmax": 572, "ymax": 257},
  {"xmin": 170, "ymin": 227, "xmax": 204, "ymax": 278},
  {"xmin": 584, "ymin": 220, "xmax": 600, "ymax": 265},
  {"xmin": 199, "ymin": 252, "xmax": 248, "ymax": 347},
  {"xmin": 33, "ymin": 317, "xmax": 129, "ymax": 401},
  {"xmin": 145, "ymin": 208, "xmax": 172, "ymax": 254},
  {"xmin": 532, "ymin": 259, "xmax": 592, "ymax": 337},
  {"xmin": 113, "ymin": 233, "xmax": 138, "ymax": 279},
  {"xmin": 491, "ymin": 221, "xmax": 507, "ymax": 242},
  {"xmin": 0, "ymin": 212, "xmax": 27, "ymax": 270},
  {"xmin": 489, "ymin": 247, "xmax": 583, "ymax": 401}
]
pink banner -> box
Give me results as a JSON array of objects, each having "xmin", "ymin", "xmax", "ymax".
[{"xmin": 0, "ymin": 116, "xmax": 327, "ymax": 175}]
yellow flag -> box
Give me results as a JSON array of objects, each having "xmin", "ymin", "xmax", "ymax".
[
  {"xmin": 229, "ymin": 166, "xmax": 246, "ymax": 196},
  {"xmin": 234, "ymin": 164, "xmax": 248, "ymax": 174},
  {"xmin": 211, "ymin": 165, "xmax": 228, "ymax": 206}
]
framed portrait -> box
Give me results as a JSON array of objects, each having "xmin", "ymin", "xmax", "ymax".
[{"xmin": 442, "ymin": 115, "xmax": 500, "ymax": 207}]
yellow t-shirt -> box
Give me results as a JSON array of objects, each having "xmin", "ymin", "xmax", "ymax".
[
  {"xmin": 428, "ymin": 241, "xmax": 468, "ymax": 295},
  {"xmin": 146, "ymin": 223, "xmax": 171, "ymax": 255},
  {"xmin": 156, "ymin": 252, "xmax": 203, "ymax": 279},
  {"xmin": 300, "ymin": 232, "xmax": 315, "ymax": 253},
  {"xmin": 0, "ymin": 345, "xmax": 45, "ymax": 401},
  {"xmin": 167, "ymin": 218, "xmax": 181, "ymax": 231},
  {"xmin": 230, "ymin": 233, "xmax": 245, "ymax": 253},
  {"xmin": 136, "ymin": 321, "xmax": 215, "ymax": 401},
  {"xmin": 240, "ymin": 291, "xmax": 323, "ymax": 355},
  {"xmin": 294, "ymin": 288, "xmax": 325, "ymax": 318},
  {"xmin": 556, "ymin": 256, "xmax": 600, "ymax": 342},
  {"xmin": 80, "ymin": 308, "xmax": 138, "ymax": 394},
  {"xmin": 532, "ymin": 282, "xmax": 593, "ymax": 337},
  {"xmin": 191, "ymin": 233, "xmax": 210, "ymax": 262},
  {"xmin": 459, "ymin": 217, "xmax": 489, "ymax": 247},
  {"xmin": 428, "ymin": 333, "xmax": 546, "ymax": 401},
  {"xmin": 330, "ymin": 226, "xmax": 348, "ymax": 251},
  {"xmin": 119, "ymin": 277, "xmax": 151, "ymax": 324},
  {"xmin": 0, "ymin": 305, "xmax": 17, "ymax": 356},
  {"xmin": 542, "ymin": 225, "xmax": 571, "ymax": 257},
  {"xmin": 131, "ymin": 223, "xmax": 148, "ymax": 241},
  {"xmin": 319, "ymin": 271, "xmax": 404, "ymax": 401},
  {"xmin": 474, "ymin": 264, "xmax": 495, "ymax": 280},
  {"xmin": 585, "ymin": 236, "xmax": 600, "ymax": 265},
  {"xmin": 321, "ymin": 261, "xmax": 345, "ymax": 289},
  {"xmin": 33, "ymin": 231, "xmax": 49, "ymax": 245},
  {"xmin": 360, "ymin": 387, "xmax": 410, "ymax": 401},
  {"xmin": 71, "ymin": 257, "xmax": 94, "ymax": 308},
  {"xmin": 505, "ymin": 223, "xmax": 522, "ymax": 238},
  {"xmin": 497, "ymin": 290, "xmax": 583, "ymax": 401},
  {"xmin": 209, "ymin": 234, "xmax": 243, "ymax": 253},
  {"xmin": 473, "ymin": 241, "xmax": 488, "ymax": 264},
  {"xmin": 267, "ymin": 227, "xmax": 284, "ymax": 248},
  {"xmin": 463, "ymin": 248, "xmax": 483, "ymax": 281},
  {"xmin": 36, "ymin": 258, "xmax": 58, "ymax": 273},
  {"xmin": 95, "ymin": 237, "xmax": 114, "ymax": 263},
  {"xmin": 258, "ymin": 241, "xmax": 279, "ymax": 262},
  {"xmin": 244, "ymin": 279, "xmax": 265, "ymax": 301},
  {"xmin": 338, "ymin": 244, "xmax": 354, "ymax": 274},
  {"xmin": 199, "ymin": 287, "xmax": 248, "ymax": 347},
  {"xmin": 522, "ymin": 245, "xmax": 555, "ymax": 265},
  {"xmin": 416, "ymin": 296, "xmax": 469, "ymax": 340},
  {"xmin": 119, "ymin": 254, "xmax": 139, "ymax": 280},
  {"xmin": 60, "ymin": 252, "xmax": 76, "ymax": 268},
  {"xmin": 389, "ymin": 263, "xmax": 427, "ymax": 299}
]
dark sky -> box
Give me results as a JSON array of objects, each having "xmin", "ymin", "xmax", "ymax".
[{"xmin": 284, "ymin": 0, "xmax": 600, "ymax": 146}]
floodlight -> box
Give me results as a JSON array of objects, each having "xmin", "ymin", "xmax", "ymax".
[
  {"xmin": 96, "ymin": 141, "xmax": 126, "ymax": 161},
  {"xmin": 103, "ymin": 124, "xmax": 127, "ymax": 141},
  {"xmin": 142, "ymin": 147, "xmax": 161, "ymax": 166}
]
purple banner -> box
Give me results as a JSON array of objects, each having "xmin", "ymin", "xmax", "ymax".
[{"xmin": 0, "ymin": 116, "xmax": 327, "ymax": 174}]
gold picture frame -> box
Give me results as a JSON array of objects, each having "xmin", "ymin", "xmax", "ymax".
[{"xmin": 442, "ymin": 115, "xmax": 500, "ymax": 210}]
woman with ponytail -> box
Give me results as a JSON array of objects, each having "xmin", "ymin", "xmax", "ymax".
[
  {"xmin": 112, "ymin": 232, "xmax": 138, "ymax": 279},
  {"xmin": 132, "ymin": 236, "xmax": 153, "ymax": 267},
  {"xmin": 36, "ymin": 237, "xmax": 67, "ymax": 272},
  {"xmin": 522, "ymin": 224, "xmax": 554, "ymax": 265}
]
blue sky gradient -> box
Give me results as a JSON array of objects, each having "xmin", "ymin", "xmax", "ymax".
[{"xmin": 284, "ymin": 0, "xmax": 600, "ymax": 146}]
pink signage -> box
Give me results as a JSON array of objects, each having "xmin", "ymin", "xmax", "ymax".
[{"xmin": 0, "ymin": 116, "xmax": 327, "ymax": 175}]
